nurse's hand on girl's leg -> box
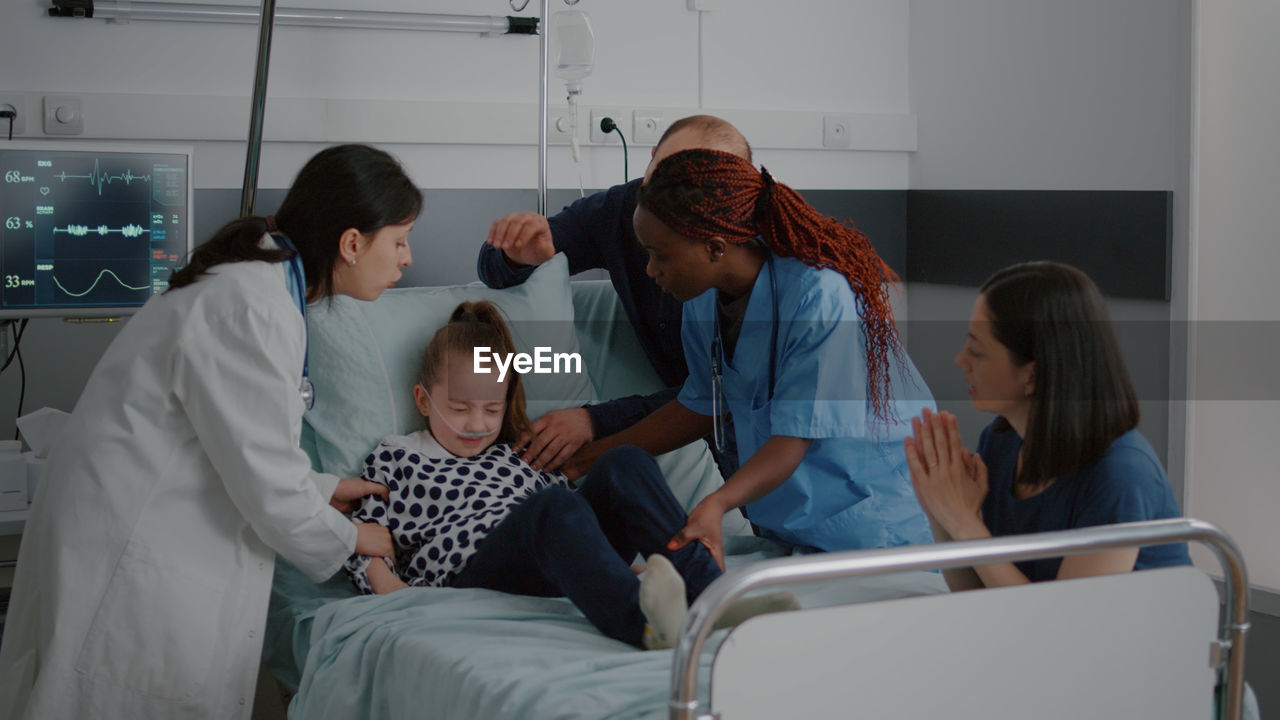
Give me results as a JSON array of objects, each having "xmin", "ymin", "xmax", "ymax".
[
  {"xmin": 355, "ymin": 522, "xmax": 395, "ymax": 559},
  {"xmin": 329, "ymin": 477, "xmax": 390, "ymax": 513},
  {"xmin": 668, "ymin": 496, "xmax": 728, "ymax": 571}
]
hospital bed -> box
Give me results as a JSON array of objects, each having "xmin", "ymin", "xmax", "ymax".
[{"xmin": 264, "ymin": 254, "xmax": 1251, "ymax": 719}]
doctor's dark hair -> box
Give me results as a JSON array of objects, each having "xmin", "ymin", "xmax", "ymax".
[
  {"xmin": 981, "ymin": 261, "xmax": 1140, "ymax": 489},
  {"xmin": 168, "ymin": 144, "xmax": 422, "ymax": 301},
  {"xmin": 418, "ymin": 300, "xmax": 531, "ymax": 446},
  {"xmin": 636, "ymin": 147, "xmax": 904, "ymax": 424}
]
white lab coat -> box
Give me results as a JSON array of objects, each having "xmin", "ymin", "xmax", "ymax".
[{"xmin": 0, "ymin": 238, "xmax": 358, "ymax": 720}]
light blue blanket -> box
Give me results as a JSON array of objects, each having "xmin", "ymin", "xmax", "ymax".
[{"xmin": 265, "ymin": 540, "xmax": 948, "ymax": 720}]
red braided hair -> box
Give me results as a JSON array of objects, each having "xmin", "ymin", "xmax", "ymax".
[{"xmin": 637, "ymin": 148, "xmax": 905, "ymax": 423}]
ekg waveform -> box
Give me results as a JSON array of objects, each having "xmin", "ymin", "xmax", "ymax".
[
  {"xmin": 53, "ymin": 269, "xmax": 150, "ymax": 297},
  {"xmin": 54, "ymin": 224, "xmax": 150, "ymax": 238},
  {"xmin": 55, "ymin": 159, "xmax": 152, "ymax": 196}
]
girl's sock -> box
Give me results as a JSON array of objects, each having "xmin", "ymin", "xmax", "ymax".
[{"xmin": 639, "ymin": 554, "xmax": 688, "ymax": 650}]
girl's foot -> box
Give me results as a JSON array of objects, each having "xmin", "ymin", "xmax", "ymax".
[{"xmin": 639, "ymin": 554, "xmax": 688, "ymax": 650}]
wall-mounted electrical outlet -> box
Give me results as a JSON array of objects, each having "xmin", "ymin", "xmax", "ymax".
[
  {"xmin": 590, "ymin": 109, "xmax": 629, "ymax": 144},
  {"xmin": 547, "ymin": 109, "xmax": 575, "ymax": 144},
  {"xmin": 632, "ymin": 110, "xmax": 665, "ymax": 145},
  {"xmin": 822, "ymin": 114, "xmax": 853, "ymax": 148},
  {"xmin": 44, "ymin": 95, "xmax": 84, "ymax": 135},
  {"xmin": 0, "ymin": 94, "xmax": 28, "ymax": 136}
]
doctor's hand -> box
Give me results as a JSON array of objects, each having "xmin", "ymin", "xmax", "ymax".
[
  {"xmin": 487, "ymin": 212, "xmax": 556, "ymax": 268},
  {"xmin": 668, "ymin": 495, "xmax": 728, "ymax": 571},
  {"xmin": 330, "ymin": 477, "xmax": 390, "ymax": 514},
  {"xmin": 515, "ymin": 408, "xmax": 595, "ymax": 472},
  {"xmin": 904, "ymin": 408, "xmax": 988, "ymax": 540},
  {"xmin": 354, "ymin": 523, "xmax": 395, "ymax": 559}
]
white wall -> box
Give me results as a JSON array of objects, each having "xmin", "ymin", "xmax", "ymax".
[
  {"xmin": 0, "ymin": 0, "xmax": 914, "ymax": 192},
  {"xmin": 1186, "ymin": 0, "xmax": 1280, "ymax": 592}
]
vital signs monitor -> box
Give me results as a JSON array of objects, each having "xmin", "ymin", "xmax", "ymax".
[{"xmin": 0, "ymin": 141, "xmax": 192, "ymax": 319}]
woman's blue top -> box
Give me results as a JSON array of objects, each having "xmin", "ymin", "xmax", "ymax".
[{"xmin": 979, "ymin": 424, "xmax": 1192, "ymax": 582}]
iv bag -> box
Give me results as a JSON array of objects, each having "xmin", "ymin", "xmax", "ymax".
[{"xmin": 552, "ymin": 10, "xmax": 595, "ymax": 88}]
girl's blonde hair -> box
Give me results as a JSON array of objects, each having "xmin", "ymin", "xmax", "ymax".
[{"xmin": 418, "ymin": 300, "xmax": 531, "ymax": 445}]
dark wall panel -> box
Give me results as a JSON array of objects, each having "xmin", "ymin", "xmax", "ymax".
[{"xmin": 906, "ymin": 190, "xmax": 1171, "ymax": 300}]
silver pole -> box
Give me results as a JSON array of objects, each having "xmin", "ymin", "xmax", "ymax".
[
  {"xmin": 240, "ymin": 0, "xmax": 276, "ymax": 217},
  {"xmin": 670, "ymin": 518, "xmax": 1250, "ymax": 720},
  {"xmin": 537, "ymin": 0, "xmax": 549, "ymax": 214}
]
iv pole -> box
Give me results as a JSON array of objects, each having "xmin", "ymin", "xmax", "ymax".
[
  {"xmin": 231, "ymin": 2, "xmax": 542, "ymax": 218},
  {"xmin": 538, "ymin": 0, "xmax": 549, "ymax": 214},
  {"xmin": 241, "ymin": 0, "xmax": 275, "ymax": 217}
]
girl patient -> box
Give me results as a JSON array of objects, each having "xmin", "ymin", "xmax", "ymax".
[{"xmin": 344, "ymin": 300, "xmax": 796, "ymax": 648}]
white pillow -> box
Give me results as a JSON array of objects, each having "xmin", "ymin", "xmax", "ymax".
[{"xmin": 304, "ymin": 254, "xmax": 596, "ymax": 478}]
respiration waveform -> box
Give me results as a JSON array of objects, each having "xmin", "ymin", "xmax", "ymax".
[
  {"xmin": 53, "ymin": 269, "xmax": 150, "ymax": 297},
  {"xmin": 53, "ymin": 224, "xmax": 150, "ymax": 238},
  {"xmin": 55, "ymin": 159, "xmax": 152, "ymax": 196}
]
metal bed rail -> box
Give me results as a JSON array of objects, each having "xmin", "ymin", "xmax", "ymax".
[{"xmin": 670, "ymin": 518, "xmax": 1249, "ymax": 720}]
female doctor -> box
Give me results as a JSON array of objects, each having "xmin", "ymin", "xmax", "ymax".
[
  {"xmin": 0, "ymin": 144, "xmax": 420, "ymax": 719},
  {"xmin": 567, "ymin": 148, "xmax": 934, "ymax": 565}
]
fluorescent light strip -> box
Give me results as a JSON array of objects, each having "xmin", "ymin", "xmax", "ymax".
[{"xmin": 88, "ymin": 1, "xmax": 518, "ymax": 34}]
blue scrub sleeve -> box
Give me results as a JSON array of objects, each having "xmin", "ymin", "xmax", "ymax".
[
  {"xmin": 769, "ymin": 288, "xmax": 869, "ymax": 439},
  {"xmin": 676, "ymin": 300, "xmax": 714, "ymax": 416}
]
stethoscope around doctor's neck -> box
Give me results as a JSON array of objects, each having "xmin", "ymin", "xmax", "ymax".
[
  {"xmin": 709, "ymin": 247, "xmax": 778, "ymax": 454},
  {"xmin": 270, "ymin": 230, "xmax": 315, "ymax": 411}
]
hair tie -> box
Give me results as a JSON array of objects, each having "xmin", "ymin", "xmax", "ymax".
[
  {"xmin": 457, "ymin": 310, "xmax": 480, "ymax": 323},
  {"xmin": 265, "ymin": 214, "xmax": 278, "ymax": 233},
  {"xmin": 754, "ymin": 167, "xmax": 776, "ymax": 223}
]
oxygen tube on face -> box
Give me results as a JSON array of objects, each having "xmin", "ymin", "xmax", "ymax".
[{"xmin": 420, "ymin": 385, "xmax": 501, "ymax": 440}]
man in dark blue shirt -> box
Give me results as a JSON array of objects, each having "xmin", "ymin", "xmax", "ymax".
[{"xmin": 476, "ymin": 115, "xmax": 751, "ymax": 474}]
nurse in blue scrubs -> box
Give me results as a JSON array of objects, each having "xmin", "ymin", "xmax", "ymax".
[{"xmin": 565, "ymin": 148, "xmax": 934, "ymax": 565}]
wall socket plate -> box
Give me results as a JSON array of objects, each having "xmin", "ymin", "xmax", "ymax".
[
  {"xmin": 822, "ymin": 114, "xmax": 854, "ymax": 148},
  {"xmin": 44, "ymin": 95, "xmax": 84, "ymax": 135},
  {"xmin": 0, "ymin": 94, "xmax": 28, "ymax": 136},
  {"xmin": 632, "ymin": 109, "xmax": 666, "ymax": 145},
  {"xmin": 590, "ymin": 109, "xmax": 629, "ymax": 144},
  {"xmin": 547, "ymin": 108, "xmax": 575, "ymax": 144}
]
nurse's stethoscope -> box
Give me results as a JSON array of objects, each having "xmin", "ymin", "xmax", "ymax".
[
  {"xmin": 710, "ymin": 249, "xmax": 778, "ymax": 453},
  {"xmin": 270, "ymin": 230, "xmax": 315, "ymax": 411}
]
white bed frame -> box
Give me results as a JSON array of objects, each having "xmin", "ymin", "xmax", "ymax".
[{"xmin": 670, "ymin": 518, "xmax": 1249, "ymax": 720}]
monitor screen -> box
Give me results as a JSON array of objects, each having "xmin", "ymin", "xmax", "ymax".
[{"xmin": 0, "ymin": 141, "xmax": 193, "ymax": 319}]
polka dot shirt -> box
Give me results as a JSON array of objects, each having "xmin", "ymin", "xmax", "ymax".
[{"xmin": 344, "ymin": 430, "xmax": 569, "ymax": 593}]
